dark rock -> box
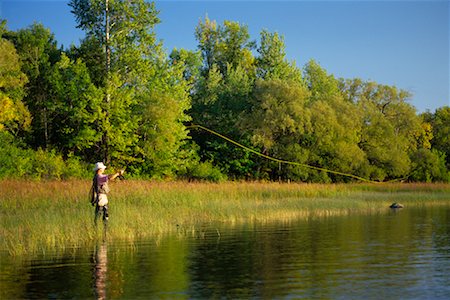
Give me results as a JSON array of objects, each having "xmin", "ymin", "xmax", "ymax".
[{"xmin": 390, "ymin": 203, "xmax": 404, "ymax": 209}]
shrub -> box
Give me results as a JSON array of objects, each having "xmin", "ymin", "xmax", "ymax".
[
  {"xmin": 183, "ymin": 161, "xmax": 227, "ymax": 182},
  {"xmin": 409, "ymin": 149, "xmax": 450, "ymax": 182},
  {"xmin": 0, "ymin": 131, "xmax": 90, "ymax": 180},
  {"xmin": 0, "ymin": 132, "xmax": 33, "ymax": 178},
  {"xmin": 62, "ymin": 154, "xmax": 90, "ymax": 179}
]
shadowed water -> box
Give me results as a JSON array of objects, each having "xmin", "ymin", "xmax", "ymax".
[{"xmin": 1, "ymin": 206, "xmax": 449, "ymax": 299}]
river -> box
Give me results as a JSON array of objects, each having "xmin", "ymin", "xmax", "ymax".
[{"xmin": 1, "ymin": 205, "xmax": 449, "ymax": 299}]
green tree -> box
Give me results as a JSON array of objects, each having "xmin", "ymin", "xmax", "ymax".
[
  {"xmin": 70, "ymin": 0, "xmax": 193, "ymax": 177},
  {"xmin": 340, "ymin": 79, "xmax": 423, "ymax": 181},
  {"xmin": 191, "ymin": 18, "xmax": 257, "ymax": 178},
  {"xmin": 48, "ymin": 53, "xmax": 103, "ymax": 156},
  {"xmin": 169, "ymin": 48, "xmax": 202, "ymax": 85},
  {"xmin": 244, "ymin": 80, "xmax": 310, "ymax": 153},
  {"xmin": 134, "ymin": 59, "xmax": 193, "ymax": 178},
  {"xmin": 7, "ymin": 23, "xmax": 60, "ymax": 148},
  {"xmin": 0, "ymin": 21, "xmax": 30, "ymax": 134},
  {"xmin": 423, "ymin": 106, "xmax": 450, "ymax": 168},
  {"xmin": 306, "ymin": 98, "xmax": 364, "ymax": 182},
  {"xmin": 304, "ymin": 60, "xmax": 340, "ymax": 103},
  {"xmin": 301, "ymin": 61, "xmax": 365, "ymax": 182},
  {"xmin": 67, "ymin": 35, "xmax": 105, "ymax": 86},
  {"xmin": 409, "ymin": 148, "xmax": 449, "ymax": 182},
  {"xmin": 69, "ymin": 0, "xmax": 161, "ymax": 164},
  {"xmin": 256, "ymin": 30, "xmax": 301, "ymax": 82},
  {"xmin": 241, "ymin": 79, "xmax": 311, "ymax": 180},
  {"xmin": 191, "ymin": 63, "xmax": 255, "ymax": 178},
  {"xmin": 195, "ymin": 16, "xmax": 255, "ymax": 76}
]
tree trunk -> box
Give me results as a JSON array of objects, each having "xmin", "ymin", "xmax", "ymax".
[{"xmin": 103, "ymin": 0, "xmax": 111, "ymax": 163}]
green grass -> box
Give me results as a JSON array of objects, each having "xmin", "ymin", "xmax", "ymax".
[{"xmin": 1, "ymin": 180, "xmax": 449, "ymax": 256}]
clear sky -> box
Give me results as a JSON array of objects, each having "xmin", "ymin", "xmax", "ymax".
[{"xmin": 2, "ymin": 0, "xmax": 449, "ymax": 112}]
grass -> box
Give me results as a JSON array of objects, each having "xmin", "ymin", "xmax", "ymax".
[{"xmin": 1, "ymin": 180, "xmax": 449, "ymax": 256}]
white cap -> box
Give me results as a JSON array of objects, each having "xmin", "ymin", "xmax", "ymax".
[{"xmin": 94, "ymin": 162, "xmax": 107, "ymax": 171}]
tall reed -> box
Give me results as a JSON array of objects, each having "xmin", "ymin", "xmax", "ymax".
[{"xmin": 1, "ymin": 180, "xmax": 449, "ymax": 256}]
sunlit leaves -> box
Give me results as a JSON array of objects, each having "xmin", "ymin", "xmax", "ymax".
[
  {"xmin": 0, "ymin": 37, "xmax": 30, "ymax": 133},
  {"xmin": 48, "ymin": 53, "xmax": 103, "ymax": 154}
]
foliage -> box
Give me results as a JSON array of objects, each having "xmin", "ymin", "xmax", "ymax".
[
  {"xmin": 409, "ymin": 148, "xmax": 449, "ymax": 182},
  {"xmin": 422, "ymin": 106, "xmax": 450, "ymax": 168},
  {"xmin": 0, "ymin": 11, "xmax": 449, "ymax": 182},
  {"xmin": 0, "ymin": 131, "xmax": 33, "ymax": 178},
  {"xmin": 134, "ymin": 62, "xmax": 192, "ymax": 178},
  {"xmin": 339, "ymin": 78, "xmax": 424, "ymax": 181},
  {"xmin": 48, "ymin": 53, "xmax": 104, "ymax": 156},
  {"xmin": 7, "ymin": 22, "xmax": 60, "ymax": 148},
  {"xmin": 70, "ymin": 0, "xmax": 159, "ymax": 163},
  {"xmin": 0, "ymin": 131, "xmax": 89, "ymax": 179},
  {"xmin": 195, "ymin": 16, "xmax": 255, "ymax": 75},
  {"xmin": 0, "ymin": 25, "xmax": 30, "ymax": 133},
  {"xmin": 257, "ymin": 30, "xmax": 301, "ymax": 82},
  {"xmin": 169, "ymin": 48, "xmax": 202, "ymax": 84},
  {"xmin": 182, "ymin": 161, "xmax": 227, "ymax": 182},
  {"xmin": 303, "ymin": 62, "xmax": 365, "ymax": 181},
  {"xmin": 68, "ymin": 0, "xmax": 193, "ymax": 177}
]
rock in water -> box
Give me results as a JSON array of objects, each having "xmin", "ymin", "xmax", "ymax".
[{"xmin": 390, "ymin": 203, "xmax": 404, "ymax": 209}]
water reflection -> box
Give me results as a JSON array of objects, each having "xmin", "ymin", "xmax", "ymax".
[
  {"xmin": 92, "ymin": 241, "xmax": 108, "ymax": 300},
  {"xmin": 1, "ymin": 206, "xmax": 449, "ymax": 299}
]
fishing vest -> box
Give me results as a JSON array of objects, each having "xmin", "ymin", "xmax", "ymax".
[{"xmin": 94, "ymin": 174, "xmax": 110, "ymax": 194}]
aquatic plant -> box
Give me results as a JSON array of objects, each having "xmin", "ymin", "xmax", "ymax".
[{"xmin": 1, "ymin": 180, "xmax": 449, "ymax": 256}]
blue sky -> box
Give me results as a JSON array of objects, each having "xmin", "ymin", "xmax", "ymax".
[{"xmin": 2, "ymin": 0, "xmax": 449, "ymax": 112}]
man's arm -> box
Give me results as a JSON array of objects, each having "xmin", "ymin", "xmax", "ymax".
[{"xmin": 108, "ymin": 170, "xmax": 125, "ymax": 180}]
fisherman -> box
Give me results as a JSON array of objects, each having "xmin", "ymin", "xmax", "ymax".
[{"xmin": 91, "ymin": 162, "xmax": 124, "ymax": 224}]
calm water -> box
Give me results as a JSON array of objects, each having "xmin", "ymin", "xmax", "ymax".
[{"xmin": 1, "ymin": 206, "xmax": 449, "ymax": 299}]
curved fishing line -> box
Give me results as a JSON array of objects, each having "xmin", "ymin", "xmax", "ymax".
[{"xmin": 188, "ymin": 124, "xmax": 380, "ymax": 183}]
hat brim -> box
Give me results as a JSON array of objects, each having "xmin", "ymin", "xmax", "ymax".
[{"xmin": 94, "ymin": 163, "xmax": 107, "ymax": 171}]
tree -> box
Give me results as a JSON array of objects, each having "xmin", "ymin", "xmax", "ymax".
[
  {"xmin": 132, "ymin": 55, "xmax": 193, "ymax": 178},
  {"xmin": 304, "ymin": 60, "xmax": 341, "ymax": 103},
  {"xmin": 190, "ymin": 63, "xmax": 255, "ymax": 178},
  {"xmin": 70, "ymin": 0, "xmax": 193, "ymax": 178},
  {"xmin": 0, "ymin": 29, "xmax": 30, "ymax": 133},
  {"xmin": 409, "ymin": 148, "xmax": 449, "ymax": 182},
  {"xmin": 306, "ymin": 98, "xmax": 364, "ymax": 182},
  {"xmin": 48, "ymin": 53, "xmax": 103, "ymax": 156},
  {"xmin": 244, "ymin": 79, "xmax": 310, "ymax": 152},
  {"xmin": 69, "ymin": 0, "xmax": 161, "ymax": 164},
  {"xmin": 423, "ymin": 106, "xmax": 450, "ymax": 168},
  {"xmin": 240, "ymin": 79, "xmax": 310, "ymax": 180},
  {"xmin": 339, "ymin": 78, "xmax": 423, "ymax": 181},
  {"xmin": 300, "ymin": 61, "xmax": 365, "ymax": 182},
  {"xmin": 169, "ymin": 48, "xmax": 202, "ymax": 86},
  {"xmin": 194, "ymin": 17, "xmax": 256, "ymax": 122},
  {"xmin": 7, "ymin": 23, "xmax": 60, "ymax": 148},
  {"xmin": 67, "ymin": 35, "xmax": 105, "ymax": 87},
  {"xmin": 195, "ymin": 16, "xmax": 255, "ymax": 76},
  {"xmin": 191, "ymin": 18, "xmax": 258, "ymax": 178},
  {"xmin": 256, "ymin": 30, "xmax": 301, "ymax": 82}
]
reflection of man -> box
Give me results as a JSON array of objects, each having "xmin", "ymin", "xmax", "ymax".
[{"xmin": 93, "ymin": 242, "xmax": 108, "ymax": 300}]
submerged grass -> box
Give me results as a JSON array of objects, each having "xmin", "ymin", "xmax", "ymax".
[{"xmin": 1, "ymin": 180, "xmax": 449, "ymax": 256}]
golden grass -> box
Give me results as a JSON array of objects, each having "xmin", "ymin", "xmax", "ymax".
[{"xmin": 1, "ymin": 180, "xmax": 449, "ymax": 256}]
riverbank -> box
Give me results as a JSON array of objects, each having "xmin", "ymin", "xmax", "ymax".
[{"xmin": 1, "ymin": 180, "xmax": 449, "ymax": 256}]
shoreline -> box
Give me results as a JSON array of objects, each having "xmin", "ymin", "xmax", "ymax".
[{"xmin": 1, "ymin": 180, "xmax": 449, "ymax": 256}]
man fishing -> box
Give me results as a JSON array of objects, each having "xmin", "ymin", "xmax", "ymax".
[{"xmin": 91, "ymin": 162, "xmax": 124, "ymax": 224}]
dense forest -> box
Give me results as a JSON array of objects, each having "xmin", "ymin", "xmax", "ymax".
[{"xmin": 1, "ymin": 0, "xmax": 449, "ymax": 182}]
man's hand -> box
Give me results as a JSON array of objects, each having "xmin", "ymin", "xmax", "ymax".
[
  {"xmin": 109, "ymin": 169, "xmax": 125, "ymax": 180},
  {"xmin": 116, "ymin": 169, "xmax": 125, "ymax": 180}
]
